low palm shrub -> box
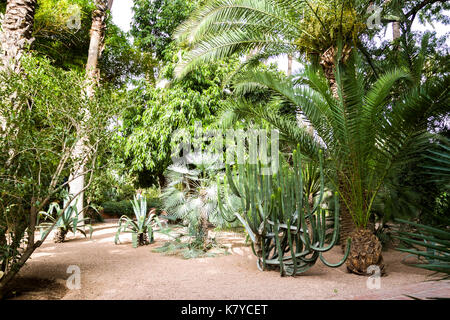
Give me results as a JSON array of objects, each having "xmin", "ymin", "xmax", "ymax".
[{"xmin": 161, "ymin": 153, "xmax": 240, "ymax": 251}]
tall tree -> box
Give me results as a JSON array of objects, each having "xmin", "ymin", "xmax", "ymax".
[
  {"xmin": 131, "ymin": 0, "xmax": 198, "ymax": 62},
  {"xmin": 69, "ymin": 0, "xmax": 112, "ymax": 219}
]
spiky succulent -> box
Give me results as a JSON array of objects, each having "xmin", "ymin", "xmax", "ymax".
[
  {"xmin": 218, "ymin": 147, "xmax": 351, "ymax": 276},
  {"xmin": 115, "ymin": 195, "xmax": 163, "ymax": 248},
  {"xmin": 38, "ymin": 198, "xmax": 92, "ymax": 243}
]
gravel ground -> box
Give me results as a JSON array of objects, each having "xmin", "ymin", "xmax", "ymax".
[{"xmin": 8, "ymin": 221, "xmax": 437, "ymax": 300}]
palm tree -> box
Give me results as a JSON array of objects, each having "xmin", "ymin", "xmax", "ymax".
[
  {"xmin": 0, "ymin": 0, "xmax": 37, "ymax": 73},
  {"xmin": 0, "ymin": 0, "xmax": 37, "ymax": 252},
  {"xmin": 174, "ymin": 0, "xmax": 371, "ymax": 86},
  {"xmin": 173, "ymin": 0, "xmax": 447, "ymax": 241},
  {"xmin": 161, "ymin": 152, "xmax": 239, "ymax": 250},
  {"xmin": 224, "ymin": 51, "xmax": 449, "ymax": 274}
]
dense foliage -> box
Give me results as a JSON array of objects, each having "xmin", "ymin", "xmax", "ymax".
[{"xmin": 0, "ymin": 56, "xmax": 125, "ymax": 294}]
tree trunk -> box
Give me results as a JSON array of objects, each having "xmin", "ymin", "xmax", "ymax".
[
  {"xmin": 319, "ymin": 46, "xmax": 356, "ymax": 247},
  {"xmin": 0, "ymin": 0, "xmax": 37, "ymax": 150},
  {"xmin": 69, "ymin": 0, "xmax": 113, "ymax": 220},
  {"xmin": 0, "ymin": 0, "xmax": 37, "ymax": 73},
  {"xmin": 287, "ymin": 54, "xmax": 292, "ymax": 76},
  {"xmin": 392, "ymin": 22, "xmax": 401, "ymax": 41},
  {"xmin": 346, "ymin": 228, "xmax": 384, "ymax": 275}
]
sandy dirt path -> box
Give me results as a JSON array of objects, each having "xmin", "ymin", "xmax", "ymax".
[{"xmin": 10, "ymin": 221, "xmax": 437, "ymax": 300}]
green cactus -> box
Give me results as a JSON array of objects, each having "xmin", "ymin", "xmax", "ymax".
[{"xmin": 218, "ymin": 147, "xmax": 351, "ymax": 276}]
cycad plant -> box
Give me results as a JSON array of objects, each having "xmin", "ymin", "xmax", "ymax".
[
  {"xmin": 161, "ymin": 152, "xmax": 238, "ymax": 250},
  {"xmin": 221, "ymin": 51, "xmax": 449, "ymax": 274},
  {"xmin": 218, "ymin": 148, "xmax": 351, "ymax": 275},
  {"xmin": 115, "ymin": 195, "xmax": 161, "ymax": 248},
  {"xmin": 38, "ymin": 198, "xmax": 92, "ymax": 243}
]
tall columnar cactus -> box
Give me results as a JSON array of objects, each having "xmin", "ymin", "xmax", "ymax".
[{"xmin": 218, "ymin": 147, "xmax": 351, "ymax": 276}]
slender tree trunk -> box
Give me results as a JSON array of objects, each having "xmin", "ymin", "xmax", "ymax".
[
  {"xmin": 392, "ymin": 22, "xmax": 401, "ymax": 41},
  {"xmin": 69, "ymin": 0, "xmax": 113, "ymax": 219},
  {"xmin": 287, "ymin": 54, "xmax": 292, "ymax": 76}
]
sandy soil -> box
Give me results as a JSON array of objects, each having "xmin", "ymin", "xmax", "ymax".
[{"xmin": 8, "ymin": 221, "xmax": 435, "ymax": 300}]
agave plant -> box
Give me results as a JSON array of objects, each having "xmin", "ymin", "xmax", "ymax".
[
  {"xmin": 115, "ymin": 195, "xmax": 162, "ymax": 248},
  {"xmin": 38, "ymin": 198, "xmax": 92, "ymax": 243},
  {"xmin": 393, "ymin": 218, "xmax": 450, "ymax": 280}
]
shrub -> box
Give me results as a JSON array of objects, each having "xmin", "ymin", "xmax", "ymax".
[{"xmin": 101, "ymin": 200, "xmax": 134, "ymax": 217}]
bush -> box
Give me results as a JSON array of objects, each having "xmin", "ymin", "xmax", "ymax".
[
  {"xmin": 86, "ymin": 170, "xmax": 136, "ymax": 205},
  {"xmin": 102, "ymin": 195, "xmax": 162, "ymax": 218},
  {"xmin": 101, "ymin": 200, "xmax": 134, "ymax": 217}
]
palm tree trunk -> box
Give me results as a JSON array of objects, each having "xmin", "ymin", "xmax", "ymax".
[
  {"xmin": 198, "ymin": 208, "xmax": 210, "ymax": 250},
  {"xmin": 68, "ymin": 0, "xmax": 113, "ymax": 220},
  {"xmin": 319, "ymin": 46, "xmax": 356, "ymax": 247},
  {"xmin": 320, "ymin": 47, "xmax": 339, "ymax": 98},
  {"xmin": 0, "ymin": 0, "xmax": 37, "ymax": 73},
  {"xmin": 0, "ymin": 0, "xmax": 37, "ymax": 151},
  {"xmin": 0, "ymin": 0, "xmax": 37, "ymax": 252}
]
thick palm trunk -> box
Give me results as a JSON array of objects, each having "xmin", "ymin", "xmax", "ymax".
[
  {"xmin": 68, "ymin": 0, "xmax": 113, "ymax": 219},
  {"xmin": 346, "ymin": 228, "xmax": 384, "ymax": 275},
  {"xmin": 319, "ymin": 45, "xmax": 352, "ymax": 98},
  {"xmin": 0, "ymin": 0, "xmax": 37, "ymax": 73},
  {"xmin": 0, "ymin": 0, "xmax": 37, "ymax": 143},
  {"xmin": 320, "ymin": 46, "xmax": 356, "ymax": 247},
  {"xmin": 198, "ymin": 209, "xmax": 210, "ymax": 251}
]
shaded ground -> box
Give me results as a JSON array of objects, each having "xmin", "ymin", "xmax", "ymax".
[{"xmin": 8, "ymin": 221, "xmax": 449, "ymax": 300}]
